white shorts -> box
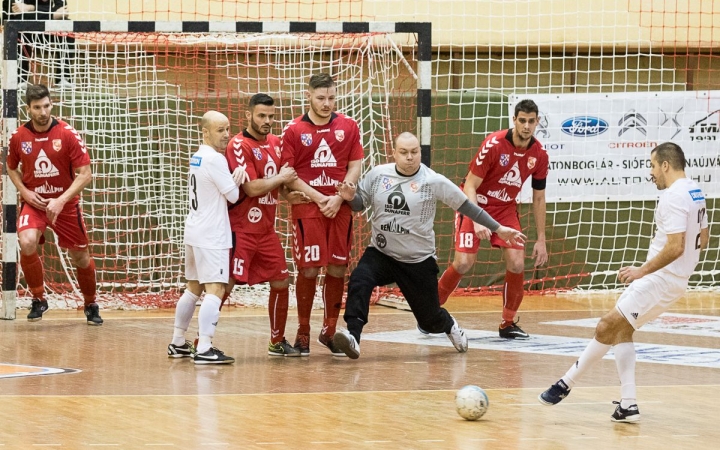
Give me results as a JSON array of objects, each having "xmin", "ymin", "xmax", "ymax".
[
  {"xmin": 184, "ymin": 244, "xmax": 230, "ymax": 285},
  {"xmin": 615, "ymin": 271, "xmax": 688, "ymax": 329}
]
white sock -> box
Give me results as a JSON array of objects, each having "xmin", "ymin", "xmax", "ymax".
[
  {"xmin": 172, "ymin": 290, "xmax": 199, "ymax": 346},
  {"xmin": 613, "ymin": 342, "xmax": 637, "ymax": 409},
  {"xmin": 562, "ymin": 338, "xmax": 611, "ymax": 388},
  {"xmin": 196, "ymin": 294, "xmax": 221, "ymax": 353}
]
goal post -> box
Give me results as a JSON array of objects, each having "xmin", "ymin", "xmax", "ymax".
[{"xmin": 0, "ymin": 20, "xmax": 432, "ymax": 315}]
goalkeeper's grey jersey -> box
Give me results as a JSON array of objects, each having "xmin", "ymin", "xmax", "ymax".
[{"xmin": 357, "ymin": 163, "xmax": 467, "ymax": 263}]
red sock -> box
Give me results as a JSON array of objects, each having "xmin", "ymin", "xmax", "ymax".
[
  {"xmin": 501, "ymin": 270, "xmax": 525, "ymax": 325},
  {"xmin": 295, "ymin": 274, "xmax": 316, "ymax": 336},
  {"xmin": 76, "ymin": 259, "xmax": 97, "ymax": 306},
  {"xmin": 20, "ymin": 252, "xmax": 45, "ymax": 300},
  {"xmin": 438, "ymin": 264, "xmax": 463, "ymax": 306},
  {"xmin": 268, "ymin": 286, "xmax": 289, "ymax": 344},
  {"xmin": 321, "ymin": 274, "xmax": 344, "ymax": 337}
]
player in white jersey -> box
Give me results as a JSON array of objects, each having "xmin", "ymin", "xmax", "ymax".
[
  {"xmin": 539, "ymin": 142, "xmax": 709, "ymax": 422},
  {"xmin": 331, "ymin": 132, "xmax": 526, "ymax": 359},
  {"xmin": 167, "ymin": 111, "xmax": 245, "ymax": 365}
]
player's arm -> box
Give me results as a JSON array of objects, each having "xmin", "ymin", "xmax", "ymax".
[
  {"xmin": 531, "ymin": 184, "xmax": 548, "ymax": 267},
  {"xmin": 243, "ymin": 163, "xmax": 297, "ymax": 198},
  {"xmin": 45, "ymin": 164, "xmax": 92, "ymax": 224},
  {"xmin": 700, "ymin": 227, "xmax": 709, "ymax": 251},
  {"xmin": 320, "ymin": 158, "xmax": 362, "ymax": 218},
  {"xmin": 461, "ymin": 171, "xmax": 493, "ymax": 240},
  {"xmin": 619, "ymin": 232, "xmax": 685, "ymax": 284},
  {"xmin": 7, "ymin": 165, "xmax": 48, "ymax": 210}
]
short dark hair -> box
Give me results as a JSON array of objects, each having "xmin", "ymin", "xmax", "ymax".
[
  {"xmin": 652, "ymin": 142, "xmax": 686, "ymax": 170},
  {"xmin": 309, "ymin": 73, "xmax": 335, "ymax": 90},
  {"xmin": 249, "ymin": 93, "xmax": 274, "ymax": 108},
  {"xmin": 25, "ymin": 84, "xmax": 51, "ymax": 105},
  {"xmin": 514, "ymin": 99, "xmax": 539, "ymax": 118}
]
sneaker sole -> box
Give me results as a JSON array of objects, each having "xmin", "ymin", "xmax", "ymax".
[
  {"xmin": 27, "ymin": 317, "xmax": 43, "ymax": 322},
  {"xmin": 537, "ymin": 394, "xmax": 559, "ymax": 406},
  {"xmin": 168, "ymin": 353, "xmax": 193, "ymax": 358},
  {"xmin": 317, "ymin": 338, "xmax": 348, "ymax": 357},
  {"xmin": 193, "ymin": 359, "xmax": 235, "ymax": 365},
  {"xmin": 332, "ymin": 333, "xmax": 359, "ymax": 359},
  {"xmin": 611, "ymin": 415, "xmax": 641, "ymax": 423},
  {"xmin": 499, "ymin": 334, "xmax": 530, "ymax": 340},
  {"xmin": 87, "ymin": 321, "xmax": 103, "ymax": 326},
  {"xmin": 268, "ymin": 351, "xmax": 302, "ymax": 357}
]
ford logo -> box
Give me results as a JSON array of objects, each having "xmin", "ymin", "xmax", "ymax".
[{"xmin": 561, "ymin": 116, "xmax": 609, "ymax": 137}]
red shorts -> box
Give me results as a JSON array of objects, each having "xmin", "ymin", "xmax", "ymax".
[
  {"xmin": 292, "ymin": 210, "xmax": 353, "ymax": 269},
  {"xmin": 454, "ymin": 204, "xmax": 523, "ymax": 253},
  {"xmin": 231, "ymin": 231, "xmax": 289, "ymax": 285},
  {"xmin": 18, "ymin": 202, "xmax": 89, "ymax": 251}
]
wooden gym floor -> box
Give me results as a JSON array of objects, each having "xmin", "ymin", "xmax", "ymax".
[{"xmin": 1, "ymin": 293, "xmax": 719, "ymax": 449}]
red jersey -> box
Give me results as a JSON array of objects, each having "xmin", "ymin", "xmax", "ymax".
[
  {"xmin": 466, "ymin": 129, "xmax": 549, "ymax": 207},
  {"xmin": 281, "ymin": 112, "xmax": 364, "ymax": 218},
  {"xmin": 226, "ymin": 130, "xmax": 282, "ymax": 234},
  {"xmin": 7, "ymin": 118, "xmax": 91, "ymax": 205}
]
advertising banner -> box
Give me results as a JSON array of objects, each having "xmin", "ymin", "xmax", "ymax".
[{"xmin": 509, "ymin": 91, "xmax": 719, "ymax": 202}]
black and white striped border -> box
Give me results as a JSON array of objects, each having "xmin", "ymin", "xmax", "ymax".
[{"xmin": 1, "ymin": 21, "xmax": 431, "ymax": 318}]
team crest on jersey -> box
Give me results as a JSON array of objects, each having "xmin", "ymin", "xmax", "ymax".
[
  {"xmin": 409, "ymin": 182, "xmax": 419, "ymax": 193},
  {"xmin": 527, "ymin": 157, "xmax": 537, "ymax": 170},
  {"xmin": 335, "ymin": 130, "xmax": 345, "ymax": 142},
  {"xmin": 301, "ymin": 133, "xmax": 313, "ymax": 146},
  {"xmin": 52, "ymin": 139, "xmax": 62, "ymax": 152},
  {"xmin": 21, "ymin": 141, "xmax": 32, "ymax": 154},
  {"xmin": 381, "ymin": 176, "xmax": 395, "ymax": 190},
  {"xmin": 252, "ymin": 148, "xmax": 263, "ymax": 160},
  {"xmin": 500, "ymin": 154, "xmax": 510, "ymax": 166},
  {"xmin": 248, "ymin": 207, "xmax": 262, "ymax": 223}
]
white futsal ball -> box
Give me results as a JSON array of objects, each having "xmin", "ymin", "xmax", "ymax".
[{"xmin": 455, "ymin": 385, "xmax": 489, "ymax": 421}]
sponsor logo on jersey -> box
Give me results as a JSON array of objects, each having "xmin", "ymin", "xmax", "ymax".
[
  {"xmin": 527, "ymin": 157, "xmax": 537, "ymax": 170},
  {"xmin": 380, "ymin": 218, "xmax": 410, "ymax": 234},
  {"xmin": 34, "ymin": 182, "xmax": 64, "ymax": 195},
  {"xmin": 409, "ymin": 182, "xmax": 419, "ymax": 193},
  {"xmin": 252, "ymin": 148, "xmax": 263, "ymax": 160},
  {"xmin": 384, "ymin": 185, "xmax": 410, "ymax": 216},
  {"xmin": 375, "ymin": 233, "xmax": 387, "ymax": 248},
  {"xmin": 21, "ymin": 141, "xmax": 32, "ymax": 154},
  {"xmin": 689, "ymin": 189, "xmax": 705, "ymax": 201},
  {"xmin": 317, "ymin": 128, "xmax": 330, "ymax": 133},
  {"xmin": 52, "ymin": 139, "xmax": 62, "ymax": 152},
  {"xmin": 247, "ymin": 207, "xmax": 262, "ymax": 223},
  {"xmin": 500, "ymin": 154, "xmax": 510, "ymax": 166},
  {"xmin": 561, "ymin": 116, "xmax": 609, "ymax": 137},
  {"xmin": 190, "ymin": 156, "xmax": 202, "ymax": 167},
  {"xmin": 310, "ymin": 139, "xmax": 337, "ymax": 168},
  {"xmin": 486, "ymin": 187, "xmax": 513, "ymax": 202},
  {"xmin": 335, "ymin": 130, "xmax": 345, "ymax": 142},
  {"xmin": 301, "ymin": 133, "xmax": 313, "ymax": 146},
  {"xmin": 34, "ymin": 150, "xmax": 59, "ymax": 178},
  {"xmin": 264, "ymin": 159, "xmax": 277, "ymax": 179},
  {"xmin": 476, "ymin": 194, "xmax": 488, "ymax": 205},
  {"xmin": 35, "ymin": 137, "xmax": 48, "ymax": 142},
  {"xmin": 331, "ymin": 254, "xmax": 347, "ymax": 261},
  {"xmin": 309, "ymin": 170, "xmax": 338, "ymax": 187},
  {"xmin": 498, "ymin": 162, "xmax": 522, "ymax": 188},
  {"xmin": 258, "ymin": 192, "xmax": 278, "ymax": 205}
]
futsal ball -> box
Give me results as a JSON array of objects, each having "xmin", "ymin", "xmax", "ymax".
[{"xmin": 455, "ymin": 385, "xmax": 489, "ymax": 421}]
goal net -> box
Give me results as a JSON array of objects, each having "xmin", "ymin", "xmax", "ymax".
[{"xmin": 1, "ymin": 23, "xmax": 423, "ymax": 311}]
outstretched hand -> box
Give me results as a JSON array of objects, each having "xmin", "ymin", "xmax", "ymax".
[
  {"xmin": 336, "ymin": 181, "xmax": 357, "ymax": 201},
  {"xmin": 285, "ymin": 190, "xmax": 311, "ymax": 205},
  {"xmin": 495, "ymin": 225, "xmax": 526, "ymax": 247},
  {"xmin": 232, "ymin": 166, "xmax": 249, "ymax": 186}
]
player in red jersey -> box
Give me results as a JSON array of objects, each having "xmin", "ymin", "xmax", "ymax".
[
  {"xmin": 225, "ymin": 93, "xmax": 303, "ymax": 357},
  {"xmin": 7, "ymin": 84, "xmax": 102, "ymax": 324},
  {"xmin": 280, "ymin": 73, "xmax": 363, "ymax": 356},
  {"xmin": 436, "ymin": 99, "xmax": 549, "ymax": 339}
]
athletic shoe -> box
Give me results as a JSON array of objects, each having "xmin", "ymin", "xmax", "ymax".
[
  {"xmin": 84, "ymin": 303, "xmax": 104, "ymax": 326},
  {"xmin": 417, "ymin": 323, "xmax": 430, "ymax": 335},
  {"xmin": 318, "ymin": 333, "xmax": 348, "ymax": 357},
  {"xmin": 167, "ymin": 340, "xmax": 196, "ymax": 358},
  {"xmin": 499, "ymin": 320, "xmax": 529, "ymax": 339},
  {"xmin": 610, "ymin": 401, "xmax": 641, "ymax": 423},
  {"xmin": 27, "ymin": 298, "xmax": 49, "ymax": 322},
  {"xmin": 268, "ymin": 339, "xmax": 301, "ymax": 357},
  {"xmin": 294, "ymin": 334, "xmax": 310, "ymax": 357},
  {"xmin": 332, "ymin": 329, "xmax": 360, "ymax": 359},
  {"xmin": 193, "ymin": 347, "xmax": 235, "ymax": 365},
  {"xmin": 446, "ymin": 316, "xmax": 468, "ymax": 352},
  {"xmin": 538, "ymin": 379, "xmax": 572, "ymax": 405}
]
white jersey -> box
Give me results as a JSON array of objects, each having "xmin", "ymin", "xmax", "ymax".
[
  {"xmin": 184, "ymin": 145, "xmax": 239, "ymax": 249},
  {"xmin": 648, "ymin": 177, "xmax": 707, "ymax": 278},
  {"xmin": 357, "ymin": 163, "xmax": 468, "ymax": 263}
]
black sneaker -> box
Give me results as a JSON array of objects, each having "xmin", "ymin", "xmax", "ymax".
[
  {"xmin": 318, "ymin": 333, "xmax": 347, "ymax": 357},
  {"xmin": 499, "ymin": 321, "xmax": 529, "ymax": 339},
  {"xmin": 332, "ymin": 329, "xmax": 360, "ymax": 359},
  {"xmin": 538, "ymin": 379, "xmax": 571, "ymax": 405},
  {"xmin": 193, "ymin": 347, "xmax": 235, "ymax": 365},
  {"xmin": 84, "ymin": 303, "xmax": 103, "ymax": 326},
  {"xmin": 167, "ymin": 340, "xmax": 196, "ymax": 358},
  {"xmin": 611, "ymin": 401, "xmax": 640, "ymax": 423},
  {"xmin": 294, "ymin": 334, "xmax": 310, "ymax": 357},
  {"xmin": 417, "ymin": 323, "xmax": 430, "ymax": 335},
  {"xmin": 27, "ymin": 298, "xmax": 49, "ymax": 322},
  {"xmin": 268, "ymin": 339, "xmax": 301, "ymax": 357}
]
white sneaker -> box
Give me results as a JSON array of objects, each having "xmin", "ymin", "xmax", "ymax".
[
  {"xmin": 446, "ymin": 316, "xmax": 468, "ymax": 353},
  {"xmin": 332, "ymin": 329, "xmax": 360, "ymax": 359},
  {"xmin": 55, "ymin": 79, "xmax": 74, "ymax": 89}
]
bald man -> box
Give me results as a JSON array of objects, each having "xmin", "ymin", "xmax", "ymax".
[
  {"xmin": 167, "ymin": 111, "xmax": 245, "ymax": 365},
  {"xmin": 332, "ymin": 132, "xmax": 526, "ymax": 359}
]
